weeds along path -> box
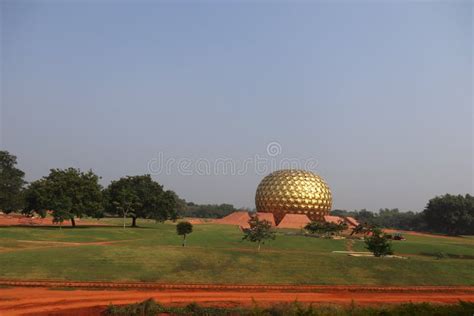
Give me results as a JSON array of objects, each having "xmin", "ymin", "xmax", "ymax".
[{"xmin": 0, "ymin": 283, "xmax": 473, "ymax": 316}]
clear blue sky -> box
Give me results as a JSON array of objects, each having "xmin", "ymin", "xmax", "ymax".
[{"xmin": 1, "ymin": 1, "xmax": 472, "ymax": 211}]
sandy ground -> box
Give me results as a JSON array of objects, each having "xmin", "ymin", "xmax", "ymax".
[
  {"xmin": 0, "ymin": 282, "xmax": 473, "ymax": 315},
  {"xmin": 0, "ymin": 215, "xmax": 110, "ymax": 227}
]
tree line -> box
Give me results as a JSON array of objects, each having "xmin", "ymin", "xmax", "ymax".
[
  {"xmin": 182, "ymin": 202, "xmax": 236, "ymax": 218},
  {"xmin": 0, "ymin": 151, "xmax": 183, "ymax": 227},
  {"xmin": 0, "ymin": 151, "xmax": 243, "ymax": 227},
  {"xmin": 331, "ymin": 196, "xmax": 474, "ymax": 236}
]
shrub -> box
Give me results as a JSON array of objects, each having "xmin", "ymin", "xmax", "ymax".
[{"xmin": 364, "ymin": 228, "xmax": 393, "ymax": 257}]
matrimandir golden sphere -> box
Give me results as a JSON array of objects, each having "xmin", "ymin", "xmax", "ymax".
[{"xmin": 255, "ymin": 169, "xmax": 332, "ymax": 225}]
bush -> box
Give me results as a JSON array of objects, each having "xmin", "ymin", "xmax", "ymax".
[
  {"xmin": 364, "ymin": 228, "xmax": 394, "ymax": 257},
  {"xmin": 102, "ymin": 298, "xmax": 162, "ymax": 316}
]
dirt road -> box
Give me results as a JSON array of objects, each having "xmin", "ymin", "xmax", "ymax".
[{"xmin": 0, "ymin": 281, "xmax": 473, "ymax": 315}]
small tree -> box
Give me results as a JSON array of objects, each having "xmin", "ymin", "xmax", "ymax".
[
  {"xmin": 365, "ymin": 228, "xmax": 393, "ymax": 257},
  {"xmin": 176, "ymin": 221, "xmax": 193, "ymax": 247},
  {"xmin": 242, "ymin": 215, "xmax": 276, "ymax": 251}
]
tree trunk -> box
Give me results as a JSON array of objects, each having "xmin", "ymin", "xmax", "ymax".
[
  {"xmin": 70, "ymin": 217, "xmax": 76, "ymax": 227},
  {"xmin": 123, "ymin": 212, "xmax": 126, "ymax": 229},
  {"xmin": 258, "ymin": 242, "xmax": 261, "ymax": 251},
  {"xmin": 131, "ymin": 216, "xmax": 137, "ymax": 227},
  {"xmin": 182, "ymin": 235, "xmax": 186, "ymax": 247}
]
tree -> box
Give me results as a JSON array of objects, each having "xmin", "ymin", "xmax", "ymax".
[
  {"xmin": 0, "ymin": 151, "xmax": 26, "ymax": 213},
  {"xmin": 176, "ymin": 221, "xmax": 193, "ymax": 247},
  {"xmin": 23, "ymin": 168, "xmax": 103, "ymax": 227},
  {"xmin": 165, "ymin": 190, "xmax": 186, "ymax": 219},
  {"xmin": 156, "ymin": 190, "xmax": 179, "ymax": 222},
  {"xmin": 422, "ymin": 194, "xmax": 474, "ymax": 236},
  {"xmin": 104, "ymin": 175, "xmax": 177, "ymax": 227},
  {"xmin": 52, "ymin": 209, "xmax": 69, "ymax": 229},
  {"xmin": 242, "ymin": 215, "xmax": 276, "ymax": 251},
  {"xmin": 103, "ymin": 186, "xmax": 141, "ymax": 229},
  {"xmin": 22, "ymin": 179, "xmax": 48, "ymax": 218},
  {"xmin": 365, "ymin": 228, "xmax": 393, "ymax": 257}
]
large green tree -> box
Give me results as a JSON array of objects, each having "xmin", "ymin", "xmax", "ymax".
[
  {"xmin": 0, "ymin": 151, "xmax": 26, "ymax": 213},
  {"xmin": 104, "ymin": 175, "xmax": 177, "ymax": 227},
  {"xmin": 23, "ymin": 168, "xmax": 103, "ymax": 227},
  {"xmin": 422, "ymin": 194, "xmax": 474, "ymax": 236}
]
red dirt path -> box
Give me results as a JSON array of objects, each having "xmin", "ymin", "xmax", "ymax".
[
  {"xmin": 0, "ymin": 214, "xmax": 110, "ymax": 227},
  {"xmin": 0, "ymin": 281, "xmax": 473, "ymax": 316}
]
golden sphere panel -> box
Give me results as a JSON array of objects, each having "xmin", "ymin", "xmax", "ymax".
[{"xmin": 255, "ymin": 169, "xmax": 332, "ymax": 224}]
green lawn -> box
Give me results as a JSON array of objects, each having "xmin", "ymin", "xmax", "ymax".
[{"xmin": 0, "ymin": 219, "xmax": 473, "ymax": 285}]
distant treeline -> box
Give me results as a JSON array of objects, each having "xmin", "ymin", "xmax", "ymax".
[
  {"xmin": 331, "ymin": 208, "xmax": 423, "ymax": 231},
  {"xmin": 181, "ymin": 203, "xmax": 237, "ymax": 218},
  {"xmin": 332, "ymin": 194, "xmax": 474, "ymax": 236}
]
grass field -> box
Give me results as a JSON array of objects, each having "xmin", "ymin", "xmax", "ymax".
[{"xmin": 0, "ymin": 219, "xmax": 473, "ymax": 285}]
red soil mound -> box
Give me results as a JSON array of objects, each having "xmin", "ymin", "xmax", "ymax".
[
  {"xmin": 345, "ymin": 216, "xmax": 359, "ymax": 227},
  {"xmin": 277, "ymin": 214, "xmax": 310, "ymax": 228},
  {"xmin": 215, "ymin": 212, "xmax": 276, "ymax": 228},
  {"xmin": 256, "ymin": 212, "xmax": 276, "ymax": 226},
  {"xmin": 323, "ymin": 215, "xmax": 345, "ymax": 225},
  {"xmin": 215, "ymin": 211, "xmax": 251, "ymax": 227},
  {"xmin": 186, "ymin": 218, "xmax": 217, "ymax": 224}
]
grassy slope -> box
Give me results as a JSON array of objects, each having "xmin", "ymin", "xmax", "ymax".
[{"xmin": 0, "ymin": 220, "xmax": 473, "ymax": 285}]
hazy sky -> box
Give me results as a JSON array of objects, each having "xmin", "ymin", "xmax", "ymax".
[{"xmin": 1, "ymin": 1, "xmax": 472, "ymax": 211}]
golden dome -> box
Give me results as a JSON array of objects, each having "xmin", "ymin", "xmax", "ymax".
[{"xmin": 255, "ymin": 169, "xmax": 332, "ymax": 224}]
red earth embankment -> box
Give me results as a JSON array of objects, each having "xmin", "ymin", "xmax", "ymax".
[{"xmin": 0, "ymin": 281, "xmax": 473, "ymax": 315}]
